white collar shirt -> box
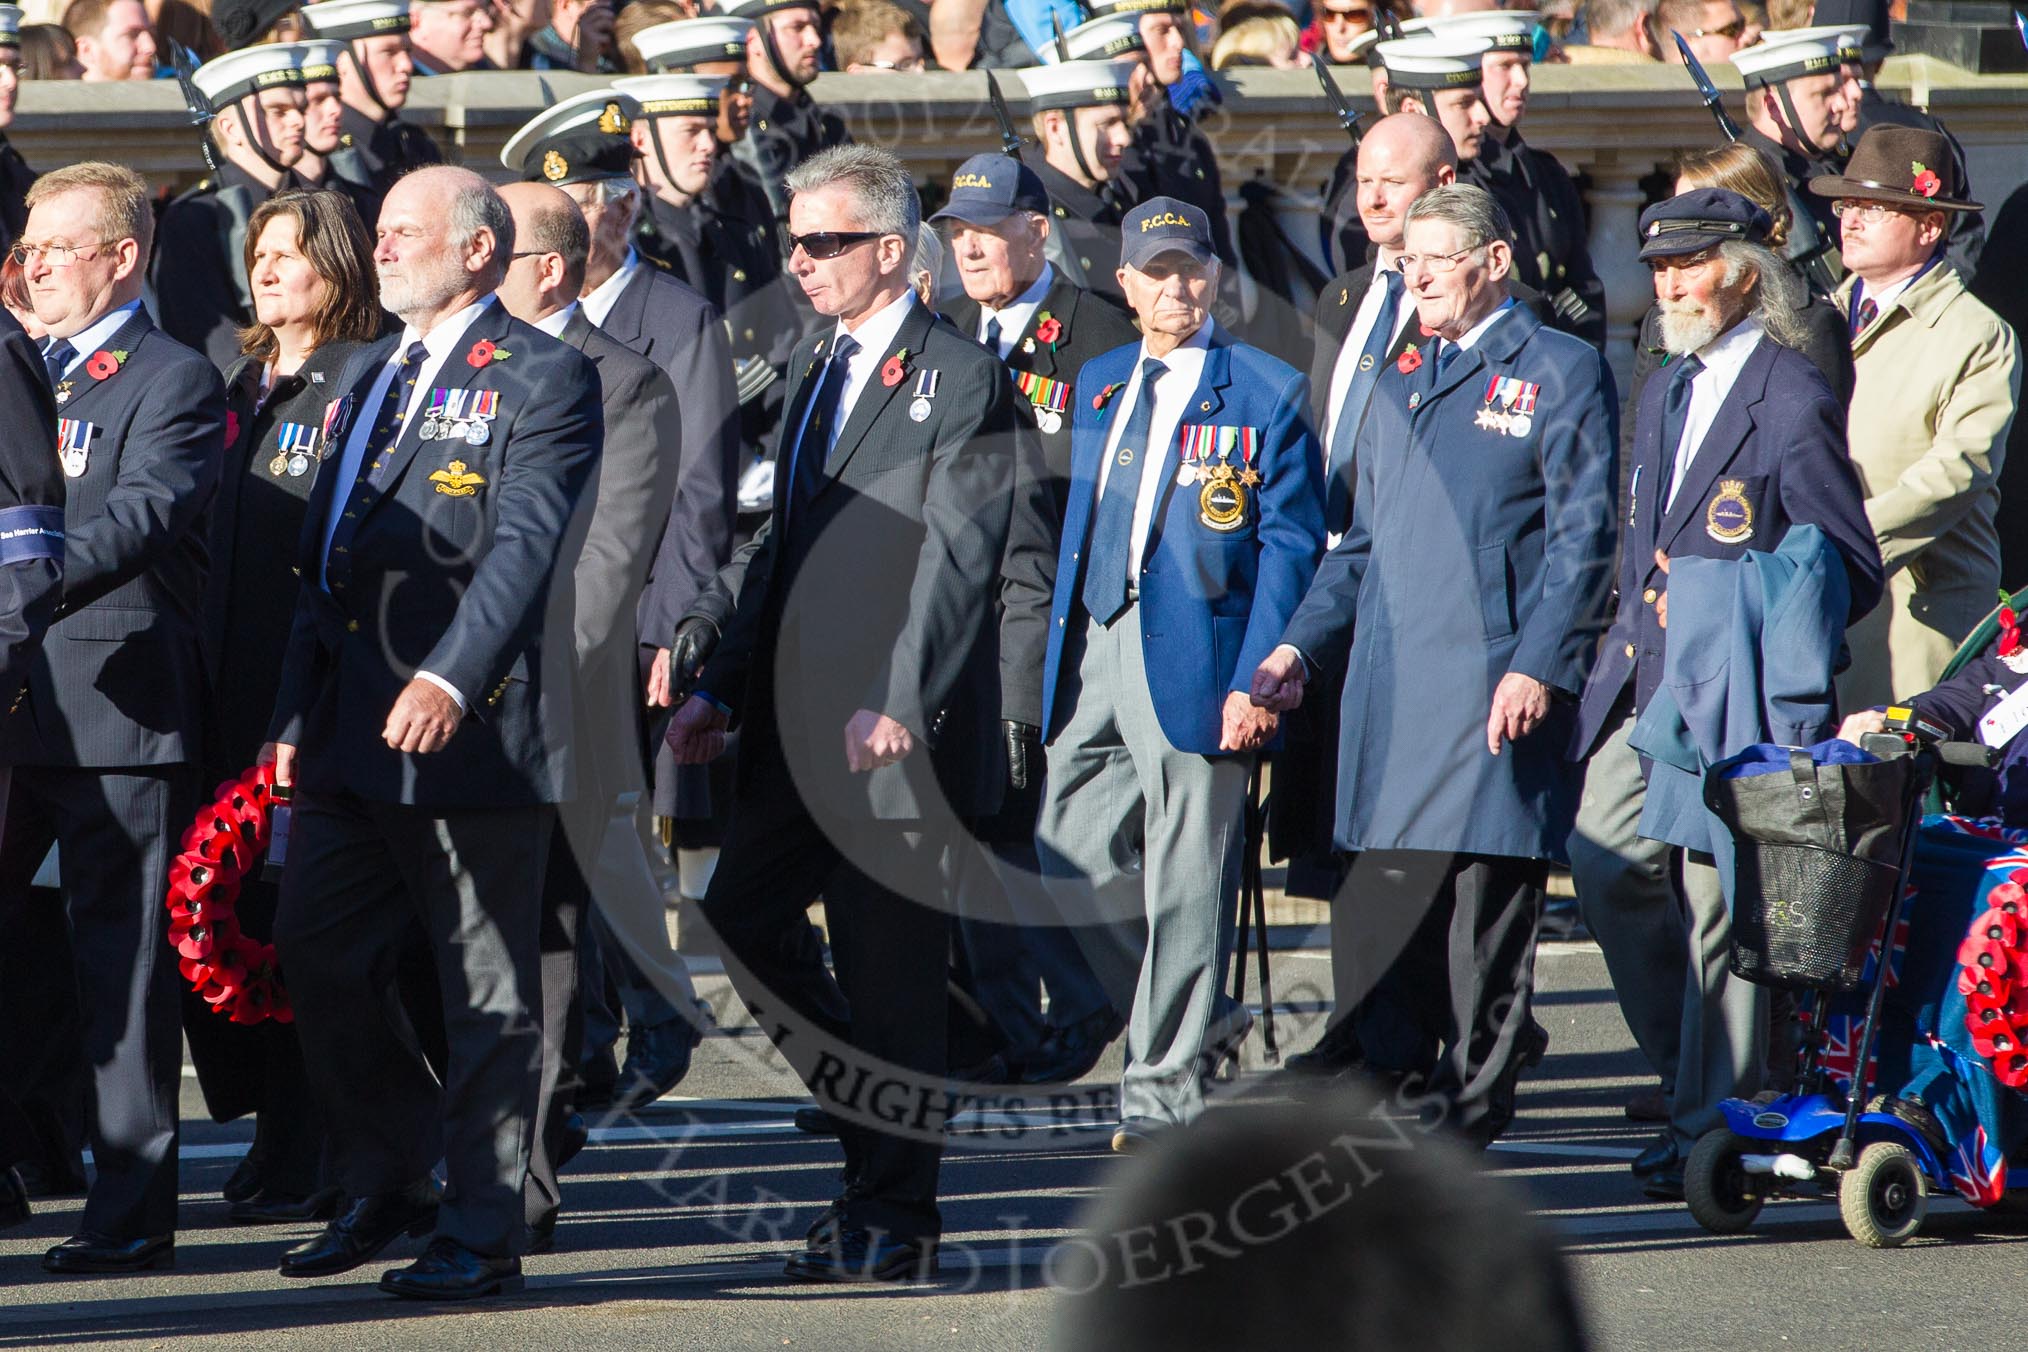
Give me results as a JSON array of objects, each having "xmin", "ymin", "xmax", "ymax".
[
  {"xmin": 1093, "ymin": 316, "xmax": 1216, "ymax": 582},
  {"xmin": 1665, "ymin": 316, "xmax": 1765, "ymax": 510},
  {"xmin": 50, "ymin": 300, "xmax": 144, "ymax": 377},
  {"xmin": 826, "ymin": 288, "xmax": 919, "ymax": 454},
  {"xmin": 1322, "ymin": 257, "xmax": 1414, "ymax": 464},
  {"xmin": 580, "ymin": 249, "xmax": 642, "ymax": 328},
  {"xmin": 534, "ymin": 301, "xmax": 579, "ymax": 339},
  {"xmin": 976, "ymin": 265, "xmax": 1055, "ymax": 360}
]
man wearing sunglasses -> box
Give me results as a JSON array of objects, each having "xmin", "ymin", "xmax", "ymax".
[
  {"xmin": 665, "ymin": 144, "xmax": 1019, "ymax": 1284},
  {"xmin": 1311, "ymin": 0, "xmax": 1375, "ymax": 65},
  {"xmin": 1732, "ymin": 26, "xmax": 1855, "ymax": 298},
  {"xmin": 721, "ymin": 0, "xmax": 852, "ymax": 226}
]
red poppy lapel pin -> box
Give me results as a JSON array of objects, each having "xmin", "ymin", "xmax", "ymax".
[
  {"xmin": 85, "ymin": 348, "xmax": 127, "ymax": 381},
  {"xmin": 1396, "ymin": 343, "xmax": 1423, "ymax": 375},
  {"xmin": 1030, "ymin": 313, "xmax": 1063, "ymax": 352},
  {"xmin": 466, "ymin": 337, "xmax": 512, "ymax": 369},
  {"xmin": 881, "ymin": 347, "xmax": 910, "ymax": 388},
  {"xmin": 1092, "ymin": 380, "xmax": 1123, "ymax": 412}
]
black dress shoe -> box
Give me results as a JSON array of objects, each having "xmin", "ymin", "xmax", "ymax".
[
  {"xmin": 43, "ymin": 1233, "xmax": 174, "ymax": 1274},
  {"xmin": 1643, "ymin": 1166, "xmax": 1686, "ymax": 1202},
  {"xmin": 1631, "ymin": 1134, "xmax": 1681, "ymax": 1179},
  {"xmin": 553, "ymin": 1112, "xmax": 590, "ymax": 1172},
  {"xmin": 230, "ymin": 1185, "xmax": 344, "ymax": 1225},
  {"xmin": 795, "ymin": 1106, "xmax": 840, "ymax": 1136},
  {"xmin": 948, "ymin": 1050, "xmax": 1010, "ymax": 1085},
  {"xmin": 610, "ymin": 1012, "xmax": 706, "ymax": 1112},
  {"xmin": 380, "ymin": 1237, "xmax": 524, "ymax": 1300},
  {"xmin": 0, "ymin": 1167, "xmax": 29, "ymax": 1231},
  {"xmin": 222, "ymin": 1152, "xmax": 266, "ymax": 1204},
  {"xmin": 1281, "ymin": 1019, "xmax": 1365, "ymax": 1077},
  {"xmin": 1019, "ymin": 1007, "xmax": 1126, "ymax": 1086},
  {"xmin": 784, "ymin": 1228, "xmax": 937, "ymax": 1284},
  {"xmin": 16, "ymin": 1157, "xmax": 88, "ymax": 1199},
  {"xmin": 279, "ymin": 1180, "xmax": 442, "ymax": 1278}
]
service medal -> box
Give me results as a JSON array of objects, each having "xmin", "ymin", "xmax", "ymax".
[
  {"xmin": 57, "ymin": 418, "xmax": 93, "ymax": 479},
  {"xmin": 1177, "ymin": 464, "xmax": 1199, "ymax": 486},
  {"xmin": 419, "ymin": 417, "xmax": 442, "ymax": 441},
  {"xmin": 909, "ymin": 397, "xmax": 931, "ymax": 422},
  {"xmin": 270, "ymin": 451, "xmax": 290, "ymax": 477},
  {"xmin": 61, "ymin": 450, "xmax": 87, "ymax": 478},
  {"xmin": 465, "ymin": 420, "xmax": 490, "ymax": 447},
  {"xmin": 1038, "ymin": 410, "xmax": 1061, "ymax": 435},
  {"xmin": 287, "ymin": 453, "xmax": 311, "ymax": 477},
  {"xmin": 1508, "ymin": 413, "xmax": 1532, "ymax": 438},
  {"xmin": 908, "ymin": 368, "xmax": 939, "ymax": 424}
]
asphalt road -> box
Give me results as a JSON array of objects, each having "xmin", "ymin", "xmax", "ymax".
[{"xmin": 3, "ymin": 941, "xmax": 2025, "ymax": 1351}]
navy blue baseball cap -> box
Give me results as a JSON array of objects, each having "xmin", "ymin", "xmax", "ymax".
[
  {"xmin": 1637, "ymin": 187, "xmax": 1773, "ymax": 261},
  {"xmin": 1119, "ymin": 196, "xmax": 1216, "ymax": 270},
  {"xmin": 931, "ymin": 154, "xmax": 1051, "ymax": 226}
]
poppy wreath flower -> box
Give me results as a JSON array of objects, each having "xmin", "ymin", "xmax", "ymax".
[
  {"xmin": 2000, "ymin": 590, "xmax": 2022, "ymax": 657},
  {"xmin": 162, "ymin": 763, "xmax": 289, "ymax": 1024},
  {"xmin": 466, "ymin": 338, "xmax": 512, "ymax": 368},
  {"xmin": 1396, "ymin": 344, "xmax": 1423, "ymax": 375},
  {"xmin": 1035, "ymin": 314, "xmax": 1063, "ymax": 347},
  {"xmin": 1911, "ymin": 161, "xmax": 1941, "ymax": 199},
  {"xmin": 224, "ymin": 410, "xmax": 241, "ymax": 447},
  {"xmin": 85, "ymin": 349, "xmax": 122, "ymax": 380},
  {"xmin": 881, "ymin": 348, "xmax": 910, "ymax": 388}
]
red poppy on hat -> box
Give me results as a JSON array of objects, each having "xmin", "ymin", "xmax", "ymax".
[{"xmin": 1911, "ymin": 162, "xmax": 1941, "ymax": 199}]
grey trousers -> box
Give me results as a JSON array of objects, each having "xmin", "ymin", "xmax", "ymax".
[
  {"xmin": 1036, "ymin": 607, "xmax": 1252, "ymax": 1126},
  {"xmin": 1569, "ymin": 705, "xmax": 1766, "ymax": 1148}
]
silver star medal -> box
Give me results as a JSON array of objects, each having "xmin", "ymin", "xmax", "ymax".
[{"xmin": 1475, "ymin": 407, "xmax": 1508, "ymax": 434}]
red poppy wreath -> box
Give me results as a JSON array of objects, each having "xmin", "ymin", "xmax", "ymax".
[{"xmin": 165, "ymin": 763, "xmax": 291, "ymax": 1025}]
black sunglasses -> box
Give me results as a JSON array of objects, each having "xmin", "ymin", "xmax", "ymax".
[{"xmin": 788, "ymin": 230, "xmax": 883, "ymax": 260}]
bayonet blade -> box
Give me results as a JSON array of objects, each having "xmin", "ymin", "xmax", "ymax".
[
  {"xmin": 1673, "ymin": 31, "xmax": 1742, "ymax": 141},
  {"xmin": 1313, "ymin": 57, "xmax": 1363, "ymax": 143},
  {"xmin": 984, "ymin": 70, "xmax": 1025, "ymax": 159}
]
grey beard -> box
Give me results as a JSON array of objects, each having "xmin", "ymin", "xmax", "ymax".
[
  {"xmin": 378, "ymin": 266, "xmax": 467, "ymax": 325},
  {"xmin": 1657, "ymin": 300, "xmax": 1721, "ymax": 357}
]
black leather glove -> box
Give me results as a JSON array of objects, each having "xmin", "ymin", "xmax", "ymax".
[
  {"xmin": 1004, "ymin": 719, "xmax": 1041, "ymax": 792},
  {"xmin": 669, "ymin": 615, "xmax": 720, "ymax": 702}
]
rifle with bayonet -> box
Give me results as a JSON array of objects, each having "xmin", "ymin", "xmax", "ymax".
[
  {"xmin": 984, "ymin": 70, "xmax": 1026, "ymax": 160},
  {"xmin": 168, "ymin": 40, "xmax": 220, "ymax": 176},
  {"xmin": 1313, "ymin": 55, "xmax": 1364, "ymax": 145}
]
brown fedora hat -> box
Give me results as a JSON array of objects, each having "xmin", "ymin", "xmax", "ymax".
[{"xmin": 1808, "ymin": 125, "xmax": 1981, "ymax": 213}]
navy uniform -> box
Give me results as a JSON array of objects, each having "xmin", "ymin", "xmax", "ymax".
[
  {"xmin": 0, "ymin": 4, "xmax": 30, "ymax": 260},
  {"xmin": 1733, "ymin": 29, "xmax": 1851, "ymax": 297},
  {"xmin": 0, "ymin": 306, "xmax": 64, "ymax": 1225},
  {"xmin": 153, "ymin": 46, "xmax": 312, "ymax": 371},
  {"xmin": 0, "ymin": 282, "xmax": 226, "ymax": 1270},
  {"xmin": 1019, "ymin": 55, "xmax": 1142, "ymax": 309},
  {"xmin": 299, "ymin": 0, "xmax": 445, "ymax": 203},
  {"xmin": 719, "ymin": 0, "xmax": 851, "ymax": 225},
  {"xmin": 1567, "ymin": 191, "xmax": 1884, "ymax": 1195},
  {"xmin": 931, "ymin": 155, "xmax": 1139, "ymax": 1080},
  {"xmin": 1315, "ymin": 30, "xmax": 1385, "ymax": 276}
]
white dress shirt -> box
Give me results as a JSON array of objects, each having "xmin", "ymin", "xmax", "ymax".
[
  {"xmin": 320, "ymin": 295, "xmax": 498, "ymax": 708},
  {"xmin": 1448, "ymin": 296, "xmax": 1517, "ymax": 354},
  {"xmin": 533, "ymin": 301, "xmax": 579, "ymax": 338},
  {"xmin": 1664, "ymin": 316, "xmax": 1765, "ymax": 510},
  {"xmin": 976, "ymin": 265, "xmax": 1054, "ymax": 360},
  {"xmin": 47, "ymin": 300, "xmax": 144, "ymax": 377},
  {"xmin": 580, "ymin": 250, "xmax": 642, "ymax": 328},
  {"xmin": 1322, "ymin": 258, "xmax": 1413, "ymax": 463},
  {"xmin": 1092, "ymin": 317, "xmax": 1216, "ymax": 581},
  {"xmin": 823, "ymin": 287, "xmax": 919, "ymax": 455}
]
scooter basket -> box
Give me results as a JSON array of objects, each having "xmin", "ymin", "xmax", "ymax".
[{"xmin": 1707, "ymin": 746, "xmax": 1925, "ymax": 993}]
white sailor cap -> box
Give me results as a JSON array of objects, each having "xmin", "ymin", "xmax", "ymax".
[
  {"xmin": 612, "ymin": 73, "xmax": 728, "ymax": 119},
  {"xmin": 1422, "ymin": 10, "xmax": 1537, "ymax": 53},
  {"xmin": 1084, "ymin": 0, "xmax": 1189, "ymax": 17},
  {"xmin": 630, "ymin": 16, "xmax": 754, "ymax": 72},
  {"xmin": 1730, "ymin": 26, "xmax": 1845, "ymax": 87},
  {"xmin": 194, "ymin": 43, "xmax": 306, "ymax": 107},
  {"xmin": 1828, "ymin": 23, "xmax": 1870, "ymax": 63},
  {"xmin": 1375, "ymin": 35, "xmax": 1491, "ymax": 91},
  {"xmin": 1047, "ymin": 13, "xmax": 1145, "ymax": 62},
  {"xmin": 298, "ymin": 0, "xmax": 411, "ymax": 40},
  {"xmin": 717, "ymin": 0, "xmax": 820, "ymax": 21},
  {"xmin": 500, "ymin": 88, "xmax": 642, "ymax": 184},
  {"xmin": 0, "ymin": 5, "xmax": 23, "ymax": 48},
  {"xmin": 295, "ymin": 38, "xmax": 346, "ymax": 81},
  {"xmin": 1019, "ymin": 60, "xmax": 1137, "ymax": 111}
]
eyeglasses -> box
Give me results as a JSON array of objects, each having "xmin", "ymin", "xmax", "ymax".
[
  {"xmin": 1689, "ymin": 17, "xmax": 1745, "ymax": 38},
  {"xmin": 1321, "ymin": 7, "xmax": 1372, "ymax": 22},
  {"xmin": 1830, "ymin": 200, "xmax": 1912, "ymax": 224},
  {"xmin": 867, "ymin": 56, "xmax": 926, "ymax": 70},
  {"xmin": 788, "ymin": 230, "xmax": 883, "ymax": 259},
  {"xmin": 8, "ymin": 240, "xmax": 114, "ymax": 268},
  {"xmin": 1395, "ymin": 244, "xmax": 1484, "ymax": 274}
]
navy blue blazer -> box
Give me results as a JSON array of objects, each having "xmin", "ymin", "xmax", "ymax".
[
  {"xmin": 0, "ymin": 309, "xmax": 64, "ymax": 706},
  {"xmin": 1571, "ymin": 334, "xmax": 1884, "ymax": 761},
  {"xmin": 1041, "ymin": 328, "xmax": 1325, "ymax": 758},
  {"xmin": 1281, "ymin": 303, "xmax": 1617, "ymax": 862},
  {"xmin": 268, "ymin": 300, "xmax": 602, "ymax": 808},
  {"xmin": 0, "ymin": 307, "xmax": 223, "ymax": 769}
]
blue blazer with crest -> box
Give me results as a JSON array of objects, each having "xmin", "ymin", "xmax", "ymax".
[{"xmin": 1041, "ymin": 327, "xmax": 1324, "ymax": 757}]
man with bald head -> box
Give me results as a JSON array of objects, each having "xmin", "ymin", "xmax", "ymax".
[{"xmin": 267, "ymin": 164, "xmax": 603, "ymax": 1300}]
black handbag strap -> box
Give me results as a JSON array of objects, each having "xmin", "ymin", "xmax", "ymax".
[{"xmin": 1788, "ymin": 748, "xmax": 1837, "ymax": 846}]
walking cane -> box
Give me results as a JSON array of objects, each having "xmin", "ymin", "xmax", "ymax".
[{"xmin": 1228, "ymin": 762, "xmax": 1280, "ymax": 1064}]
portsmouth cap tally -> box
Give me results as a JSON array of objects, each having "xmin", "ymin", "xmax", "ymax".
[
  {"xmin": 1730, "ymin": 25, "xmax": 1845, "ymax": 87},
  {"xmin": 500, "ymin": 88, "xmax": 643, "ymax": 185},
  {"xmin": 1421, "ymin": 10, "xmax": 1537, "ymax": 53},
  {"xmin": 612, "ymin": 73, "xmax": 728, "ymax": 119},
  {"xmin": 1019, "ymin": 59, "xmax": 1136, "ymax": 111},
  {"xmin": 1636, "ymin": 186, "xmax": 1772, "ymax": 260},
  {"xmin": 1049, "ymin": 13, "xmax": 1146, "ymax": 62},
  {"xmin": 932, "ymin": 152, "xmax": 1052, "ymax": 225},
  {"xmin": 1376, "ymin": 35, "xmax": 1491, "ymax": 91},
  {"xmin": 298, "ymin": 0, "xmax": 412, "ymax": 40},
  {"xmin": 718, "ymin": 0, "xmax": 821, "ymax": 21},
  {"xmin": 193, "ymin": 43, "xmax": 307, "ymax": 107},
  {"xmin": 1119, "ymin": 195, "xmax": 1215, "ymax": 269},
  {"xmin": 295, "ymin": 38, "xmax": 346, "ymax": 82},
  {"xmin": 1084, "ymin": 0, "xmax": 1190, "ymax": 17},
  {"xmin": 631, "ymin": 16, "xmax": 754, "ymax": 72}
]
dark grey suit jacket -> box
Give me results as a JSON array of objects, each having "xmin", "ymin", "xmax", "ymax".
[
  {"xmin": 556, "ymin": 307, "xmax": 684, "ymax": 800},
  {"xmin": 598, "ymin": 261, "xmax": 742, "ymax": 658},
  {"xmin": 0, "ymin": 307, "xmax": 223, "ymax": 769},
  {"xmin": 696, "ymin": 299, "xmax": 1019, "ymax": 823}
]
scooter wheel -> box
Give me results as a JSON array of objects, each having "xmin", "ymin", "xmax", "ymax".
[
  {"xmin": 1685, "ymin": 1130, "xmax": 1765, "ymax": 1234},
  {"xmin": 1840, "ymin": 1141, "xmax": 1928, "ymax": 1248}
]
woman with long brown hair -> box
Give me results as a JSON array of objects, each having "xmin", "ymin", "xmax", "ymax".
[{"xmin": 191, "ymin": 187, "xmax": 383, "ymax": 1223}]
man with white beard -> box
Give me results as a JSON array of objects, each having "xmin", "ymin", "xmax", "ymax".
[{"xmin": 1565, "ymin": 187, "xmax": 1881, "ymax": 1202}]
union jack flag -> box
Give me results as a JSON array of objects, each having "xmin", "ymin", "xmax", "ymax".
[{"xmin": 1951, "ymin": 1125, "xmax": 2009, "ymax": 1205}]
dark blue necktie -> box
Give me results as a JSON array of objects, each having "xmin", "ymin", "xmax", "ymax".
[
  {"xmin": 790, "ymin": 333, "xmax": 859, "ymax": 518},
  {"xmin": 982, "ymin": 316, "xmax": 1002, "ymax": 355},
  {"xmin": 1326, "ymin": 270, "xmax": 1403, "ymax": 523},
  {"xmin": 41, "ymin": 338, "xmax": 74, "ymax": 392},
  {"xmin": 1081, "ymin": 357, "xmax": 1167, "ymax": 626},
  {"xmin": 1660, "ymin": 354, "xmax": 1704, "ymax": 508},
  {"xmin": 324, "ymin": 340, "xmax": 427, "ymax": 588},
  {"xmin": 1433, "ymin": 337, "xmax": 1458, "ymax": 378}
]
